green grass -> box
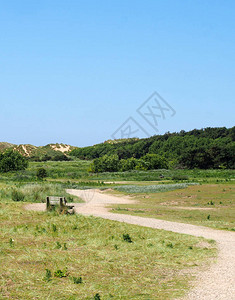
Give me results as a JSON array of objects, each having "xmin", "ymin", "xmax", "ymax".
[
  {"xmin": 109, "ymin": 184, "xmax": 235, "ymax": 231},
  {"xmin": 88, "ymin": 168, "xmax": 235, "ymax": 183},
  {"xmin": 1, "ymin": 161, "xmax": 234, "ymax": 184},
  {"xmin": 0, "ymin": 201, "xmax": 216, "ymax": 299},
  {"xmin": 0, "ymin": 160, "xmax": 91, "ymax": 182},
  {"xmin": 0, "ymin": 182, "xmax": 82, "ymax": 203},
  {"xmin": 1, "ymin": 163, "xmax": 233, "ymax": 298}
]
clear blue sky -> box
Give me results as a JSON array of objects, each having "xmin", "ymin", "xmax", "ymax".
[{"xmin": 0, "ymin": 0, "xmax": 234, "ymax": 146}]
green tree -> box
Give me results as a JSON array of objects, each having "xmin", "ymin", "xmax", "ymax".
[
  {"xmin": 120, "ymin": 157, "xmax": 138, "ymax": 171},
  {"xmin": 90, "ymin": 154, "xmax": 120, "ymax": 172},
  {"xmin": 142, "ymin": 154, "xmax": 168, "ymax": 169},
  {"xmin": 0, "ymin": 150, "xmax": 28, "ymax": 172}
]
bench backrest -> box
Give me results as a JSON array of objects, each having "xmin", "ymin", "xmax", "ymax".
[{"xmin": 46, "ymin": 196, "xmax": 66, "ymax": 208}]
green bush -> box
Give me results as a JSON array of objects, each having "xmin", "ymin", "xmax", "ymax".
[
  {"xmin": 120, "ymin": 157, "xmax": 138, "ymax": 171},
  {"xmin": 12, "ymin": 189, "xmax": 25, "ymax": 202},
  {"xmin": 142, "ymin": 154, "xmax": 168, "ymax": 169},
  {"xmin": 0, "ymin": 150, "xmax": 28, "ymax": 173},
  {"xmin": 123, "ymin": 233, "xmax": 133, "ymax": 243},
  {"xmin": 36, "ymin": 168, "xmax": 47, "ymax": 180},
  {"xmin": 90, "ymin": 154, "xmax": 120, "ymax": 172}
]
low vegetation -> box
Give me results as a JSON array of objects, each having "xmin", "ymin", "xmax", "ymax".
[
  {"xmin": 110, "ymin": 184, "xmax": 235, "ymax": 231},
  {"xmin": 0, "ymin": 183, "xmax": 81, "ymax": 203},
  {"xmin": 114, "ymin": 183, "xmax": 198, "ymax": 193},
  {"xmin": 0, "ymin": 200, "xmax": 216, "ymax": 299}
]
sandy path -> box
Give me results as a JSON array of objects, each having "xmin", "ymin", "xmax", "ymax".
[{"xmin": 25, "ymin": 189, "xmax": 235, "ymax": 300}]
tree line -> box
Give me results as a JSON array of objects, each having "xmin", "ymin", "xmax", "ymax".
[{"xmin": 70, "ymin": 127, "xmax": 235, "ymax": 171}]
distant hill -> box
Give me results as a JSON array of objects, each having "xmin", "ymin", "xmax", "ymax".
[
  {"xmin": 0, "ymin": 142, "xmax": 16, "ymax": 152},
  {"xmin": 0, "ymin": 142, "xmax": 76, "ymax": 161}
]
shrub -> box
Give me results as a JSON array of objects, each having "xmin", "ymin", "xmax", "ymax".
[
  {"xmin": 120, "ymin": 158, "xmax": 138, "ymax": 171},
  {"xmin": 172, "ymin": 174, "xmax": 189, "ymax": 180},
  {"xmin": 12, "ymin": 189, "xmax": 25, "ymax": 202},
  {"xmin": 0, "ymin": 150, "xmax": 28, "ymax": 172},
  {"xmin": 36, "ymin": 168, "xmax": 48, "ymax": 180},
  {"xmin": 90, "ymin": 154, "xmax": 120, "ymax": 172},
  {"xmin": 142, "ymin": 154, "xmax": 168, "ymax": 169},
  {"xmin": 123, "ymin": 233, "xmax": 132, "ymax": 243}
]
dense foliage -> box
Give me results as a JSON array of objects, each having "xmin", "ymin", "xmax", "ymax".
[
  {"xmin": 30, "ymin": 150, "xmax": 71, "ymax": 162},
  {"xmin": 71, "ymin": 127, "xmax": 235, "ymax": 171},
  {"xmin": 90, "ymin": 154, "xmax": 168, "ymax": 173},
  {"xmin": 0, "ymin": 150, "xmax": 28, "ymax": 172},
  {"xmin": 36, "ymin": 168, "xmax": 48, "ymax": 180}
]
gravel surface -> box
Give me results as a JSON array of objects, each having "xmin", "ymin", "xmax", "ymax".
[{"xmin": 25, "ymin": 189, "xmax": 235, "ymax": 300}]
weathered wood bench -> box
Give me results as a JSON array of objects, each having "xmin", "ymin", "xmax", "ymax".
[{"xmin": 46, "ymin": 196, "xmax": 74, "ymax": 214}]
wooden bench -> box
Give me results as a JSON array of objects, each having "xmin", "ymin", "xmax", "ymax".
[{"xmin": 46, "ymin": 196, "xmax": 74, "ymax": 214}]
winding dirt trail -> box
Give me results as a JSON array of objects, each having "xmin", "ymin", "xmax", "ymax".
[{"xmin": 26, "ymin": 189, "xmax": 235, "ymax": 299}]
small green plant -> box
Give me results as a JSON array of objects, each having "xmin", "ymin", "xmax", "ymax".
[
  {"xmin": 207, "ymin": 201, "xmax": 214, "ymax": 205},
  {"xmin": 9, "ymin": 238, "xmax": 14, "ymax": 247},
  {"xmin": 166, "ymin": 242, "xmax": 174, "ymax": 248},
  {"xmin": 72, "ymin": 276, "xmax": 82, "ymax": 284},
  {"xmin": 52, "ymin": 224, "xmax": 57, "ymax": 232},
  {"xmin": 67, "ymin": 196, "xmax": 74, "ymax": 202},
  {"xmin": 123, "ymin": 233, "xmax": 132, "ymax": 243},
  {"xmin": 207, "ymin": 215, "xmax": 211, "ymax": 220},
  {"xmin": 44, "ymin": 269, "xmax": 52, "ymax": 282},
  {"xmin": 94, "ymin": 294, "xmax": 101, "ymax": 300},
  {"xmin": 63, "ymin": 243, "xmax": 68, "ymax": 250},
  {"xmin": 56, "ymin": 241, "xmax": 62, "ymax": 249},
  {"xmin": 54, "ymin": 268, "xmax": 68, "ymax": 278},
  {"xmin": 114, "ymin": 244, "xmax": 118, "ymax": 250},
  {"xmin": 12, "ymin": 189, "xmax": 25, "ymax": 202}
]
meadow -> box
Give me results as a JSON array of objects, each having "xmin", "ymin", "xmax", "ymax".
[
  {"xmin": 110, "ymin": 184, "xmax": 235, "ymax": 231},
  {"xmin": 0, "ymin": 160, "xmax": 234, "ymax": 298},
  {"xmin": 0, "ymin": 198, "xmax": 216, "ymax": 299}
]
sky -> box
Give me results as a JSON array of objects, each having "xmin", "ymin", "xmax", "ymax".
[{"xmin": 0, "ymin": 0, "xmax": 234, "ymax": 147}]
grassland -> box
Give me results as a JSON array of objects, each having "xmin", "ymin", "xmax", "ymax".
[
  {"xmin": 1, "ymin": 160, "xmax": 234, "ymax": 298},
  {"xmin": 0, "ymin": 160, "xmax": 234, "ymax": 184},
  {"xmin": 0, "ymin": 199, "xmax": 216, "ymax": 299},
  {"xmin": 110, "ymin": 184, "xmax": 235, "ymax": 231}
]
